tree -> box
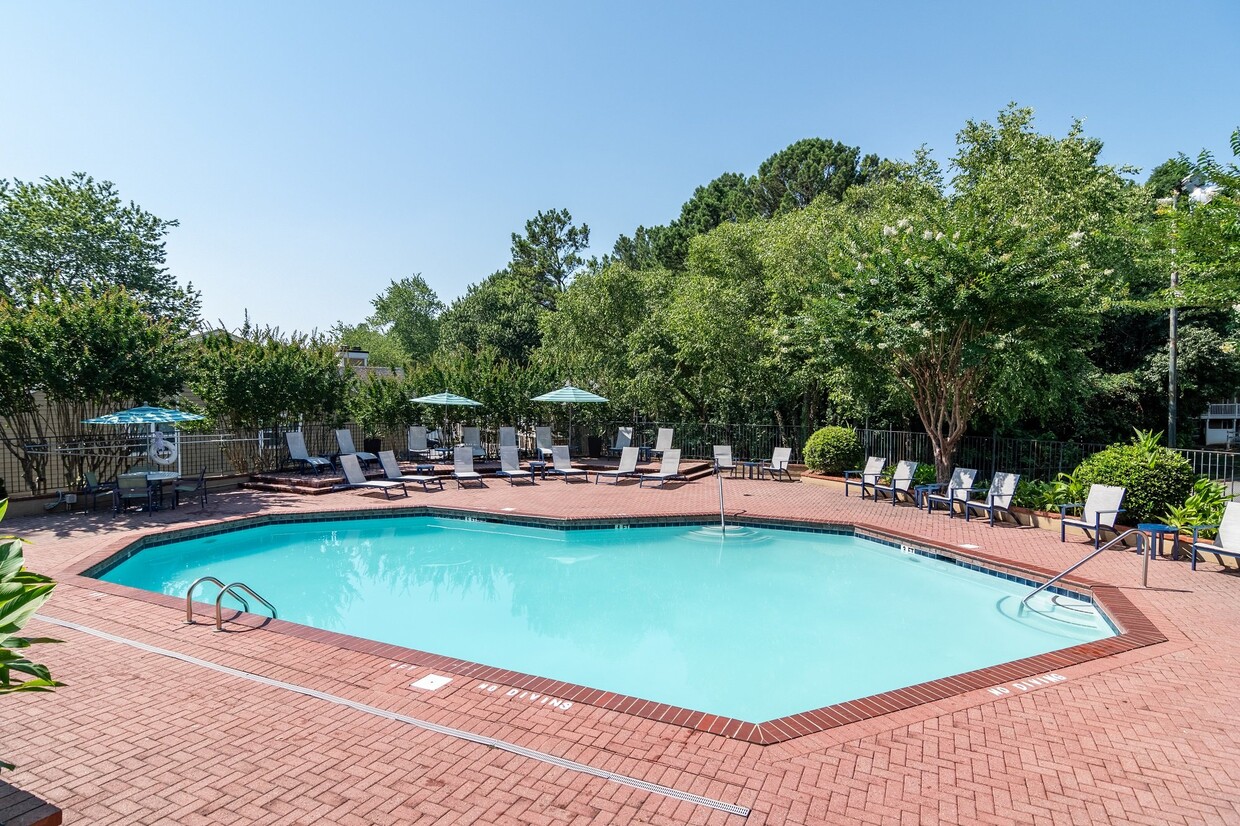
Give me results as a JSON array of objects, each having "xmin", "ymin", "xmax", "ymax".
[
  {"xmin": 751, "ymin": 138, "xmax": 873, "ymax": 218},
  {"xmin": 0, "ymin": 172, "xmax": 200, "ymax": 328},
  {"xmin": 1146, "ymin": 156, "xmax": 1193, "ymax": 199},
  {"xmin": 330, "ymin": 321, "xmax": 408, "ymax": 369},
  {"xmin": 811, "ymin": 107, "xmax": 1143, "ymax": 480},
  {"xmin": 653, "ymin": 173, "xmax": 757, "ymax": 269},
  {"xmin": 437, "ymin": 271, "xmax": 545, "ymax": 363},
  {"xmin": 509, "ymin": 208, "xmax": 590, "ymax": 308},
  {"xmin": 369, "ymin": 274, "xmax": 443, "ymax": 361}
]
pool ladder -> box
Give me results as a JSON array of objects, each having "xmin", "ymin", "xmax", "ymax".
[
  {"xmin": 1021, "ymin": 528, "xmax": 1146, "ymax": 608},
  {"xmin": 185, "ymin": 576, "xmax": 278, "ymax": 632}
]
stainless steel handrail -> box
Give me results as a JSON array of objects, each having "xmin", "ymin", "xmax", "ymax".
[
  {"xmin": 1021, "ymin": 528, "xmax": 1143, "ymax": 607},
  {"xmin": 214, "ymin": 582, "xmax": 277, "ymax": 631},
  {"xmin": 185, "ymin": 576, "xmax": 249, "ymax": 623}
]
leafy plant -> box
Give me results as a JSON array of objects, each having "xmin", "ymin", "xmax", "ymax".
[
  {"xmin": 1163, "ymin": 478, "xmax": 1233, "ymax": 538},
  {"xmin": 1014, "ymin": 479, "xmax": 1055, "ymax": 510},
  {"xmin": 0, "ymin": 499, "xmax": 63, "ymax": 771},
  {"xmin": 802, "ymin": 426, "xmax": 861, "ymax": 474},
  {"xmin": 1072, "ymin": 433, "xmax": 1196, "ymax": 524}
]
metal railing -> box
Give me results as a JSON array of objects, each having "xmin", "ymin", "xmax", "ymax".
[{"xmin": 1021, "ymin": 528, "xmax": 1143, "ymax": 607}]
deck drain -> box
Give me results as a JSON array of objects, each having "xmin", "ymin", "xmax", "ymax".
[{"xmin": 411, "ymin": 674, "xmax": 452, "ymax": 690}]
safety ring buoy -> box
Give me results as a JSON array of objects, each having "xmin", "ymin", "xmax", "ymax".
[{"xmin": 148, "ymin": 432, "xmax": 179, "ymax": 466}]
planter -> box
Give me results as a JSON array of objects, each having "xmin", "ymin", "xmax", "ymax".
[
  {"xmin": 0, "ymin": 778, "xmax": 62, "ymax": 825},
  {"xmin": 362, "ymin": 437, "xmax": 382, "ymax": 454}
]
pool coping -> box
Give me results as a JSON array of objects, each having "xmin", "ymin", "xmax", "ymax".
[{"xmin": 67, "ymin": 505, "xmax": 1168, "ymax": 746}]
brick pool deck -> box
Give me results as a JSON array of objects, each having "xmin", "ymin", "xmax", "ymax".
[{"xmin": 4, "ymin": 476, "xmax": 1240, "ymax": 824}]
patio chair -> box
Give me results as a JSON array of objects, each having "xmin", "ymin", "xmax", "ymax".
[
  {"xmin": 406, "ymin": 426, "xmax": 442, "ymax": 462},
  {"xmin": 872, "ymin": 460, "xmax": 918, "ymax": 506},
  {"xmin": 286, "ymin": 431, "xmax": 332, "ymax": 474},
  {"xmin": 713, "ymin": 445, "xmax": 738, "ymax": 477},
  {"xmin": 639, "ymin": 449, "xmax": 684, "ymax": 488},
  {"xmin": 963, "ymin": 472, "xmax": 1021, "ymax": 526},
  {"xmin": 339, "ymin": 453, "xmax": 408, "ymax": 499},
  {"xmin": 499, "ymin": 426, "xmax": 518, "ymax": 454},
  {"xmin": 1190, "ymin": 501, "xmax": 1240, "ymax": 571},
  {"xmin": 650, "ymin": 428, "xmax": 674, "ymax": 459},
  {"xmin": 548, "ymin": 445, "xmax": 589, "ymax": 483},
  {"xmin": 924, "ymin": 467, "xmax": 978, "ymax": 517},
  {"xmin": 1059, "ymin": 484, "xmax": 1126, "ymax": 548},
  {"xmin": 496, "ymin": 446, "xmax": 534, "ymax": 485},
  {"xmin": 378, "ymin": 450, "xmax": 444, "ymax": 492},
  {"xmin": 172, "ymin": 468, "xmax": 208, "ymax": 509},
  {"xmin": 595, "ymin": 446, "xmax": 641, "ymax": 484},
  {"xmin": 844, "ymin": 456, "xmax": 887, "ymax": 498},
  {"xmin": 535, "ymin": 426, "xmax": 555, "ymax": 460},
  {"xmin": 605, "ymin": 427, "xmax": 633, "ymax": 457},
  {"xmin": 81, "ymin": 471, "xmax": 116, "ymax": 512},
  {"xmin": 460, "ymin": 426, "xmax": 485, "ymax": 458},
  {"xmin": 335, "ymin": 429, "xmax": 378, "ymax": 467},
  {"xmin": 112, "ymin": 473, "xmax": 153, "ymax": 515},
  {"xmin": 452, "ymin": 445, "xmax": 485, "ymax": 488},
  {"xmin": 762, "ymin": 447, "xmax": 793, "ymax": 481}
]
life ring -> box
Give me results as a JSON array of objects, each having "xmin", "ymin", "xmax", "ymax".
[{"xmin": 148, "ymin": 432, "xmax": 179, "ymax": 466}]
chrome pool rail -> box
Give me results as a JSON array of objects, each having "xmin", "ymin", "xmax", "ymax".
[
  {"xmin": 1021, "ymin": 528, "xmax": 1142, "ymax": 608},
  {"xmin": 184, "ymin": 575, "xmax": 277, "ymax": 630},
  {"xmin": 185, "ymin": 576, "xmax": 247, "ymax": 623}
]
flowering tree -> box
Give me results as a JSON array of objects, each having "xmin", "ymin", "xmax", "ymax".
[{"xmin": 812, "ymin": 107, "xmax": 1144, "ymax": 480}]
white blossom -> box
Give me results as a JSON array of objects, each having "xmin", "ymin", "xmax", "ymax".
[
  {"xmin": 882, "ymin": 225, "xmax": 898, "ymax": 237},
  {"xmin": 922, "ymin": 230, "xmax": 934, "ymax": 240}
]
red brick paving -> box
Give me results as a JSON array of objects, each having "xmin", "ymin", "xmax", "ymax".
[{"xmin": 4, "ymin": 475, "xmax": 1240, "ymax": 824}]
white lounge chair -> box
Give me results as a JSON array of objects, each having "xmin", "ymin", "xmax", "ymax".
[
  {"xmin": 460, "ymin": 426, "xmax": 485, "ymax": 458},
  {"xmin": 378, "ymin": 450, "xmax": 443, "ymax": 492},
  {"xmin": 1191, "ymin": 501, "xmax": 1240, "ymax": 570},
  {"xmin": 762, "ymin": 447, "xmax": 793, "ymax": 481},
  {"xmin": 964, "ymin": 472, "xmax": 1021, "ymax": 525},
  {"xmin": 639, "ymin": 449, "xmax": 683, "ymax": 488},
  {"xmin": 452, "ymin": 445, "xmax": 485, "ymax": 488},
  {"xmin": 924, "ymin": 467, "xmax": 978, "ymax": 516},
  {"xmin": 499, "ymin": 426, "xmax": 518, "ymax": 454},
  {"xmin": 548, "ymin": 445, "xmax": 588, "ymax": 482},
  {"xmin": 496, "ymin": 446, "xmax": 534, "ymax": 485},
  {"xmin": 339, "ymin": 454, "xmax": 407, "ymax": 499},
  {"xmin": 286, "ymin": 431, "xmax": 332, "ymax": 474},
  {"xmin": 713, "ymin": 445, "xmax": 738, "ymax": 477},
  {"xmin": 844, "ymin": 456, "xmax": 886, "ymax": 498},
  {"xmin": 335, "ymin": 428, "xmax": 378, "ymax": 467},
  {"xmin": 605, "ymin": 427, "xmax": 633, "ymax": 457},
  {"xmin": 1059, "ymin": 484, "xmax": 1126, "ymax": 548},
  {"xmin": 407, "ymin": 426, "xmax": 444, "ymax": 462},
  {"xmin": 649, "ymin": 428, "xmax": 674, "ymax": 459},
  {"xmin": 595, "ymin": 446, "xmax": 640, "ymax": 484},
  {"xmin": 873, "ymin": 460, "xmax": 918, "ymax": 506},
  {"xmin": 535, "ymin": 426, "xmax": 555, "ymax": 460}
]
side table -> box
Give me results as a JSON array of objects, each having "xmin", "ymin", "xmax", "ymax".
[{"xmin": 1136, "ymin": 522, "xmax": 1180, "ymax": 560}]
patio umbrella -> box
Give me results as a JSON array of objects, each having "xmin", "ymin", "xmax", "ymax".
[
  {"xmin": 82, "ymin": 405, "xmax": 205, "ymax": 475},
  {"xmin": 531, "ymin": 382, "xmax": 608, "ymax": 454},
  {"xmin": 410, "ymin": 392, "xmax": 483, "ymax": 453}
]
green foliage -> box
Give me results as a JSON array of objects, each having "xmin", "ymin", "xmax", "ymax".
[
  {"xmin": 368, "ymin": 274, "xmax": 443, "ymax": 361},
  {"xmin": 751, "ymin": 138, "xmax": 872, "ymax": 218},
  {"xmin": 438, "ymin": 271, "xmax": 546, "ymax": 364},
  {"xmin": 0, "ymin": 172, "xmax": 199, "ymax": 327},
  {"xmin": 802, "ymin": 426, "xmax": 861, "ymax": 473},
  {"xmin": 509, "ymin": 208, "xmax": 590, "ymax": 309},
  {"xmin": 350, "ymin": 374, "xmax": 415, "ymax": 438},
  {"xmin": 1162, "ymin": 477, "xmax": 1232, "ymax": 538},
  {"xmin": 1072, "ymin": 433, "xmax": 1196, "ymax": 524}
]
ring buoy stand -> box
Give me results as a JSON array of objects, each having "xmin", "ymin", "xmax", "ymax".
[{"xmin": 148, "ymin": 432, "xmax": 179, "ymax": 466}]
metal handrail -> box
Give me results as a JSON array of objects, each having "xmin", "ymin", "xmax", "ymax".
[
  {"xmin": 185, "ymin": 576, "xmax": 248, "ymax": 623},
  {"xmin": 214, "ymin": 582, "xmax": 277, "ymax": 631},
  {"xmin": 1021, "ymin": 528, "xmax": 1143, "ymax": 607}
]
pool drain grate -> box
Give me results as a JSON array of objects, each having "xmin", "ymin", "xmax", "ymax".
[{"xmin": 34, "ymin": 613, "xmax": 751, "ymax": 818}]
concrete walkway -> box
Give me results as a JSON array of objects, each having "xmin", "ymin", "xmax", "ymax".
[{"xmin": 5, "ymin": 476, "xmax": 1239, "ymax": 824}]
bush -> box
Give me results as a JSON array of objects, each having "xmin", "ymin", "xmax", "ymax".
[
  {"xmin": 1163, "ymin": 478, "xmax": 1233, "ymax": 538},
  {"xmin": 1072, "ymin": 434, "xmax": 1195, "ymax": 525},
  {"xmin": 803, "ymin": 426, "xmax": 861, "ymax": 474}
]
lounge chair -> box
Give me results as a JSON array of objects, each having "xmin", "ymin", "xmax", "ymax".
[
  {"xmin": 112, "ymin": 472, "xmax": 153, "ymax": 515},
  {"xmin": 1190, "ymin": 501, "xmax": 1240, "ymax": 571},
  {"xmin": 378, "ymin": 450, "xmax": 444, "ymax": 492},
  {"xmin": 496, "ymin": 446, "xmax": 534, "ymax": 485},
  {"xmin": 605, "ymin": 427, "xmax": 633, "ymax": 457},
  {"xmin": 595, "ymin": 446, "xmax": 641, "ymax": 484},
  {"xmin": 339, "ymin": 453, "xmax": 408, "ymax": 499},
  {"xmin": 713, "ymin": 445, "xmax": 738, "ymax": 477},
  {"xmin": 460, "ymin": 426, "xmax": 485, "ymax": 458},
  {"xmin": 844, "ymin": 456, "xmax": 887, "ymax": 498},
  {"xmin": 81, "ymin": 471, "xmax": 116, "ymax": 511},
  {"xmin": 548, "ymin": 445, "xmax": 589, "ymax": 482},
  {"xmin": 924, "ymin": 467, "xmax": 978, "ymax": 517},
  {"xmin": 639, "ymin": 449, "xmax": 684, "ymax": 488},
  {"xmin": 451, "ymin": 445, "xmax": 485, "ymax": 488},
  {"xmin": 762, "ymin": 447, "xmax": 793, "ymax": 481},
  {"xmin": 499, "ymin": 426, "xmax": 518, "ymax": 455},
  {"xmin": 649, "ymin": 428, "xmax": 674, "ymax": 460},
  {"xmin": 1059, "ymin": 484, "xmax": 1126, "ymax": 548},
  {"xmin": 286, "ymin": 431, "xmax": 332, "ymax": 474},
  {"xmin": 173, "ymin": 468, "xmax": 208, "ymax": 509},
  {"xmin": 872, "ymin": 460, "xmax": 918, "ymax": 506},
  {"xmin": 335, "ymin": 428, "xmax": 378, "ymax": 467},
  {"xmin": 535, "ymin": 426, "xmax": 555, "ymax": 460},
  {"xmin": 406, "ymin": 426, "xmax": 443, "ymax": 462},
  {"xmin": 963, "ymin": 472, "xmax": 1021, "ymax": 525}
]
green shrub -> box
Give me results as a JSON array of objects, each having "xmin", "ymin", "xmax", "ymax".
[
  {"xmin": 1072, "ymin": 432, "xmax": 1195, "ymax": 525},
  {"xmin": 803, "ymin": 426, "xmax": 861, "ymax": 474},
  {"xmin": 1163, "ymin": 478, "xmax": 1233, "ymax": 538}
]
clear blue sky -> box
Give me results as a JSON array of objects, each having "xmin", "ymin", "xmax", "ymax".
[{"xmin": 4, "ymin": 1, "xmax": 1238, "ymax": 334}]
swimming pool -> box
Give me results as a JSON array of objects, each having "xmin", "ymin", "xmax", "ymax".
[{"xmin": 97, "ymin": 515, "xmax": 1113, "ymax": 723}]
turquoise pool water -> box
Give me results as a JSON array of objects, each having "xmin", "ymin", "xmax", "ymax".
[{"xmin": 98, "ymin": 517, "xmax": 1112, "ymax": 722}]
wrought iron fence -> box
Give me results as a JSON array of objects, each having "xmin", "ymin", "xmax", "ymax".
[{"xmin": 610, "ymin": 422, "xmax": 811, "ymax": 464}]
